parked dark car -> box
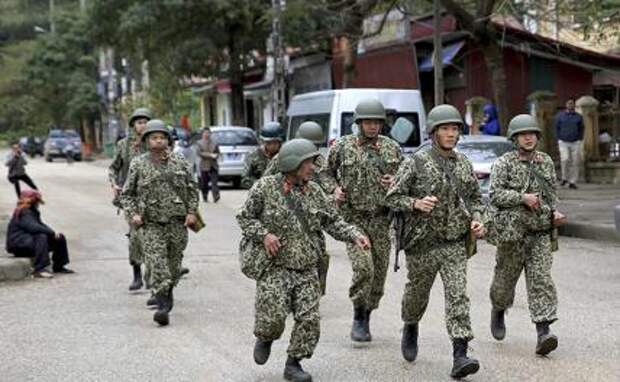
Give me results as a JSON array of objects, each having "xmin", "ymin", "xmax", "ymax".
[
  {"xmin": 44, "ymin": 129, "xmax": 82, "ymax": 162},
  {"xmin": 19, "ymin": 136, "xmax": 45, "ymax": 157}
]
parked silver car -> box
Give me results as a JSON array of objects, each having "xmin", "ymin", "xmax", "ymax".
[
  {"xmin": 413, "ymin": 135, "xmax": 514, "ymax": 198},
  {"xmin": 210, "ymin": 126, "xmax": 258, "ymax": 188}
]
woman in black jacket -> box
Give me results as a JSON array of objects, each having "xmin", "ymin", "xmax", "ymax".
[{"xmin": 5, "ymin": 190, "xmax": 73, "ymax": 278}]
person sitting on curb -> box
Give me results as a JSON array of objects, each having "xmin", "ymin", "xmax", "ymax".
[{"xmin": 5, "ymin": 190, "xmax": 74, "ymax": 278}]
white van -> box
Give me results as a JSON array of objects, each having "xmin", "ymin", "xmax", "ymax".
[{"xmin": 286, "ymin": 88, "xmax": 426, "ymax": 154}]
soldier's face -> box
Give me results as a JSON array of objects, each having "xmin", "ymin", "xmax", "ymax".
[
  {"xmin": 434, "ymin": 123, "xmax": 460, "ymax": 150},
  {"xmin": 296, "ymin": 158, "xmax": 315, "ymax": 182},
  {"xmin": 147, "ymin": 132, "xmax": 169, "ymax": 151},
  {"xmin": 134, "ymin": 119, "xmax": 148, "ymax": 135},
  {"xmin": 202, "ymin": 130, "xmax": 210, "ymax": 140},
  {"xmin": 360, "ymin": 119, "xmax": 383, "ymax": 138},
  {"xmin": 516, "ymin": 132, "xmax": 538, "ymax": 151},
  {"xmin": 264, "ymin": 141, "xmax": 281, "ymax": 155}
]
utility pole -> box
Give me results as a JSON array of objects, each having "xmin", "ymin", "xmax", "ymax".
[
  {"xmin": 271, "ymin": 0, "xmax": 286, "ymax": 123},
  {"xmin": 433, "ymin": 0, "xmax": 444, "ymax": 105}
]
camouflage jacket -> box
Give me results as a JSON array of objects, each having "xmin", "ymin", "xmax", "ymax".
[
  {"xmin": 241, "ymin": 147, "xmax": 272, "ymax": 189},
  {"xmin": 236, "ymin": 175, "xmax": 363, "ymax": 271},
  {"xmin": 386, "ymin": 146, "xmax": 483, "ymax": 248},
  {"xmin": 108, "ymin": 137, "xmax": 146, "ymax": 187},
  {"xmin": 263, "ymin": 153, "xmax": 337, "ymax": 195},
  {"xmin": 121, "ymin": 152, "xmax": 199, "ymax": 224},
  {"xmin": 326, "ymin": 135, "xmax": 403, "ymax": 214},
  {"xmin": 489, "ymin": 150, "xmax": 557, "ymax": 232}
]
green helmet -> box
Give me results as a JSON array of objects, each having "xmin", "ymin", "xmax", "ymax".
[
  {"xmin": 278, "ymin": 138, "xmax": 319, "ymax": 173},
  {"xmin": 129, "ymin": 107, "xmax": 152, "ymax": 127},
  {"xmin": 354, "ymin": 99, "xmax": 386, "ymax": 123},
  {"xmin": 507, "ymin": 114, "xmax": 541, "ymax": 140},
  {"xmin": 295, "ymin": 121, "xmax": 324, "ymax": 144},
  {"xmin": 141, "ymin": 119, "xmax": 171, "ymax": 142},
  {"xmin": 426, "ymin": 104, "xmax": 463, "ymax": 134},
  {"xmin": 260, "ymin": 121, "xmax": 284, "ymax": 142}
]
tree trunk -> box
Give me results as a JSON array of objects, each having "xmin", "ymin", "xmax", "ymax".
[
  {"xmin": 228, "ymin": 37, "xmax": 245, "ymax": 126},
  {"xmin": 342, "ymin": 37, "xmax": 358, "ymax": 88},
  {"xmin": 480, "ymin": 40, "xmax": 510, "ymax": 135}
]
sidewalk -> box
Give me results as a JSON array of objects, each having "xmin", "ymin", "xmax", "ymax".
[{"xmin": 557, "ymin": 183, "xmax": 620, "ymax": 243}]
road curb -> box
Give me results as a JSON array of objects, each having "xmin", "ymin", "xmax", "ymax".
[
  {"xmin": 0, "ymin": 256, "xmax": 32, "ymax": 282},
  {"xmin": 559, "ymin": 222, "xmax": 620, "ymax": 244}
]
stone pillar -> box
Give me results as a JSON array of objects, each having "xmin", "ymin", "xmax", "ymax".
[
  {"xmin": 576, "ymin": 95, "xmax": 600, "ymax": 161},
  {"xmin": 527, "ymin": 91, "xmax": 559, "ymax": 163},
  {"xmin": 464, "ymin": 96, "xmax": 490, "ymax": 135}
]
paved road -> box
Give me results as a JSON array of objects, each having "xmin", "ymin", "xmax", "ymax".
[{"xmin": 1, "ymin": 156, "xmax": 619, "ymax": 382}]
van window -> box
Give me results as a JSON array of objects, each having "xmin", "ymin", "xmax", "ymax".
[
  {"xmin": 341, "ymin": 111, "xmax": 421, "ymax": 147},
  {"xmin": 287, "ymin": 114, "xmax": 330, "ymax": 147}
]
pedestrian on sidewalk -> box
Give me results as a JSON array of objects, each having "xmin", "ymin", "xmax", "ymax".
[
  {"xmin": 5, "ymin": 190, "xmax": 74, "ymax": 278},
  {"xmin": 326, "ymin": 99, "xmax": 402, "ymax": 344},
  {"xmin": 196, "ymin": 127, "xmax": 220, "ymax": 203},
  {"xmin": 386, "ymin": 104, "xmax": 483, "ymax": 379},
  {"xmin": 237, "ymin": 138, "xmax": 370, "ymax": 382},
  {"xmin": 480, "ymin": 103, "xmax": 501, "ymax": 136},
  {"xmin": 121, "ymin": 120, "xmax": 199, "ymax": 327},
  {"xmin": 486, "ymin": 114, "xmax": 565, "ymax": 356},
  {"xmin": 555, "ymin": 98, "xmax": 584, "ymax": 189},
  {"xmin": 108, "ymin": 107, "xmax": 151, "ymax": 291},
  {"xmin": 5, "ymin": 143, "xmax": 38, "ymax": 197}
]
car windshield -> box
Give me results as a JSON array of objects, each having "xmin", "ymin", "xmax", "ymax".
[
  {"xmin": 212, "ymin": 130, "xmax": 257, "ymax": 146},
  {"xmin": 49, "ymin": 130, "xmax": 64, "ymax": 138},
  {"xmin": 457, "ymin": 141, "xmax": 513, "ymax": 162},
  {"xmin": 341, "ymin": 111, "xmax": 421, "ymax": 147},
  {"xmin": 65, "ymin": 130, "xmax": 79, "ymax": 138}
]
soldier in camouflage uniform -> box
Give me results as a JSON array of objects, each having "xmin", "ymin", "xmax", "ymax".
[
  {"xmin": 264, "ymin": 121, "xmax": 337, "ymax": 296},
  {"xmin": 237, "ymin": 138, "xmax": 370, "ymax": 382},
  {"xmin": 121, "ymin": 120, "xmax": 199, "ymax": 326},
  {"xmin": 240, "ymin": 122, "xmax": 283, "ymax": 189},
  {"xmin": 326, "ymin": 99, "xmax": 402, "ymax": 342},
  {"xmin": 108, "ymin": 107, "xmax": 151, "ymax": 291},
  {"xmin": 488, "ymin": 114, "xmax": 563, "ymax": 356},
  {"xmin": 386, "ymin": 104, "xmax": 484, "ymax": 379}
]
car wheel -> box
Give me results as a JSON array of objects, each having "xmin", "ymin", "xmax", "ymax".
[
  {"xmin": 45, "ymin": 155, "xmax": 52, "ymax": 162},
  {"xmin": 232, "ymin": 178, "xmax": 241, "ymax": 189}
]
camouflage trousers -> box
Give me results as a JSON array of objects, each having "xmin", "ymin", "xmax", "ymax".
[
  {"xmin": 403, "ymin": 240, "xmax": 474, "ymax": 340},
  {"xmin": 318, "ymin": 250, "xmax": 330, "ymax": 296},
  {"xmin": 127, "ymin": 222, "xmax": 143, "ymax": 266},
  {"xmin": 490, "ymin": 232, "xmax": 558, "ymax": 323},
  {"xmin": 139, "ymin": 221, "xmax": 188, "ymax": 296},
  {"xmin": 345, "ymin": 212, "xmax": 391, "ymax": 311},
  {"xmin": 254, "ymin": 267, "xmax": 320, "ymax": 360}
]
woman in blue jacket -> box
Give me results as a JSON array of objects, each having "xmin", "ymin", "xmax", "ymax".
[
  {"xmin": 481, "ymin": 104, "xmax": 501, "ymax": 135},
  {"xmin": 5, "ymin": 190, "xmax": 73, "ymax": 278}
]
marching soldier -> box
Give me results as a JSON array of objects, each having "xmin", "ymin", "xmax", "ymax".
[
  {"xmin": 326, "ymin": 99, "xmax": 402, "ymax": 342},
  {"xmin": 264, "ymin": 121, "xmax": 337, "ymax": 295},
  {"xmin": 237, "ymin": 138, "xmax": 370, "ymax": 382},
  {"xmin": 241, "ymin": 121, "xmax": 283, "ymax": 189},
  {"xmin": 121, "ymin": 119, "xmax": 199, "ymax": 326},
  {"xmin": 385, "ymin": 104, "xmax": 484, "ymax": 379},
  {"xmin": 487, "ymin": 114, "xmax": 564, "ymax": 356},
  {"xmin": 108, "ymin": 107, "xmax": 151, "ymax": 291}
]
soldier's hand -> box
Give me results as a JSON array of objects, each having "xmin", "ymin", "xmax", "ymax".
[
  {"xmin": 334, "ymin": 187, "xmax": 346, "ymax": 205},
  {"xmin": 413, "ymin": 196, "xmax": 438, "ymax": 213},
  {"xmin": 471, "ymin": 220, "xmax": 485, "ymax": 238},
  {"xmin": 112, "ymin": 185, "xmax": 122, "ymax": 197},
  {"xmin": 354, "ymin": 236, "xmax": 371, "ymax": 250},
  {"xmin": 263, "ymin": 233, "xmax": 281, "ymax": 256},
  {"xmin": 380, "ymin": 174, "xmax": 394, "ymax": 188},
  {"xmin": 553, "ymin": 210, "xmax": 567, "ymax": 226},
  {"xmin": 522, "ymin": 193, "xmax": 540, "ymax": 209},
  {"xmin": 184, "ymin": 214, "xmax": 197, "ymax": 228},
  {"xmin": 131, "ymin": 215, "xmax": 143, "ymax": 227}
]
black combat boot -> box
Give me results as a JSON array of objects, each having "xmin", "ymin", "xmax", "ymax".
[
  {"xmin": 450, "ymin": 338, "xmax": 480, "ymax": 379},
  {"xmin": 128, "ymin": 264, "xmax": 143, "ymax": 291},
  {"xmin": 351, "ymin": 306, "xmax": 370, "ymax": 342},
  {"xmin": 253, "ymin": 339, "xmax": 273, "ymax": 365},
  {"xmin": 153, "ymin": 294, "xmax": 170, "ymax": 326},
  {"xmin": 491, "ymin": 308, "xmax": 506, "ymax": 340},
  {"xmin": 283, "ymin": 356, "xmax": 313, "ymax": 382},
  {"xmin": 166, "ymin": 287, "xmax": 174, "ymax": 313},
  {"xmin": 401, "ymin": 323, "xmax": 419, "ymax": 362},
  {"xmin": 364, "ymin": 309, "xmax": 373, "ymax": 341},
  {"xmin": 180, "ymin": 267, "xmax": 190, "ymax": 276},
  {"xmin": 146, "ymin": 294, "xmax": 157, "ymax": 307},
  {"xmin": 535, "ymin": 321, "xmax": 558, "ymax": 355}
]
